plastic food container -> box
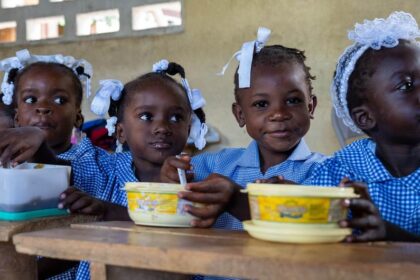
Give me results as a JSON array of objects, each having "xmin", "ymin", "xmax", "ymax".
[
  {"xmin": 246, "ymin": 184, "xmax": 358, "ymax": 227},
  {"xmin": 125, "ymin": 182, "xmax": 197, "ymax": 227},
  {"xmin": 0, "ymin": 163, "xmax": 71, "ymax": 221},
  {"xmin": 243, "ymin": 220, "xmax": 351, "ymax": 244}
]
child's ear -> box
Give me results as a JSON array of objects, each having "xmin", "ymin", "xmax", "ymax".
[
  {"xmin": 14, "ymin": 110, "xmax": 19, "ymax": 127},
  {"xmin": 308, "ymin": 94, "xmax": 317, "ymax": 119},
  {"xmin": 74, "ymin": 110, "xmax": 84, "ymax": 129},
  {"xmin": 116, "ymin": 122, "xmax": 126, "ymax": 144},
  {"xmin": 350, "ymin": 105, "xmax": 375, "ymax": 131},
  {"xmin": 232, "ymin": 102, "xmax": 246, "ymax": 127}
]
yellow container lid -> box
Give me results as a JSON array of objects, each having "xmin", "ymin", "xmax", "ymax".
[
  {"xmin": 243, "ymin": 220, "xmax": 350, "ymax": 244},
  {"xmin": 246, "ymin": 184, "xmax": 358, "ymax": 198},
  {"xmin": 125, "ymin": 182, "xmax": 184, "ymax": 193}
]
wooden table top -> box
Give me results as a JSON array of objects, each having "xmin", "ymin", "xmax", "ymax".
[
  {"xmin": 0, "ymin": 214, "xmax": 97, "ymax": 242},
  {"xmin": 13, "ymin": 221, "xmax": 420, "ymax": 280}
]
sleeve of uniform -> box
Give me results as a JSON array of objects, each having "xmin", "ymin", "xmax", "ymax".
[
  {"xmin": 303, "ymin": 157, "xmax": 353, "ymax": 186},
  {"xmin": 70, "ymin": 139, "xmax": 114, "ymax": 197},
  {"xmin": 191, "ymin": 151, "xmax": 219, "ymax": 182}
]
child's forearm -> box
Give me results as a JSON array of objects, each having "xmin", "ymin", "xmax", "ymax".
[
  {"xmin": 227, "ymin": 190, "xmax": 251, "ymax": 221},
  {"xmin": 385, "ymin": 221, "xmax": 420, "ymax": 242},
  {"xmin": 102, "ymin": 202, "xmax": 131, "ymax": 221}
]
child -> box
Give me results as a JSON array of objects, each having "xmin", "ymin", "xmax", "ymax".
[
  {"xmin": 0, "ymin": 49, "xmax": 93, "ymax": 279},
  {"xmin": 0, "ymin": 94, "xmax": 13, "ymax": 130},
  {"xmin": 304, "ymin": 11, "xmax": 420, "ymax": 242},
  {"xmin": 55, "ymin": 60, "xmax": 207, "ymax": 280},
  {"xmin": 0, "ymin": 49, "xmax": 92, "ymax": 163},
  {"xmin": 161, "ymin": 27, "xmax": 326, "ymax": 230}
]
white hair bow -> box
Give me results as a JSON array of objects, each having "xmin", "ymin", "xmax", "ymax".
[
  {"xmin": 152, "ymin": 59, "xmax": 169, "ymax": 72},
  {"xmin": 217, "ymin": 27, "xmax": 271, "ymax": 88},
  {"xmin": 0, "ymin": 49, "xmax": 93, "ymax": 105},
  {"xmin": 91, "ymin": 79, "xmax": 124, "ymax": 116}
]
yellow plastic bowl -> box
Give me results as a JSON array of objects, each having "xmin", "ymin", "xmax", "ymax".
[
  {"xmin": 246, "ymin": 184, "xmax": 358, "ymax": 226},
  {"xmin": 125, "ymin": 182, "xmax": 195, "ymax": 227}
]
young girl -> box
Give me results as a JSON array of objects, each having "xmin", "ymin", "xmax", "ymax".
[
  {"xmin": 0, "ymin": 49, "xmax": 93, "ymax": 279},
  {"xmin": 161, "ymin": 27, "xmax": 326, "ymax": 231},
  {"xmin": 0, "ymin": 49, "xmax": 92, "ymax": 163},
  {"xmin": 50, "ymin": 60, "xmax": 206, "ymax": 280},
  {"xmin": 305, "ymin": 11, "xmax": 420, "ymax": 242}
]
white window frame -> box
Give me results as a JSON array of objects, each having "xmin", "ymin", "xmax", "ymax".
[{"xmin": 0, "ymin": 0, "xmax": 183, "ymax": 46}]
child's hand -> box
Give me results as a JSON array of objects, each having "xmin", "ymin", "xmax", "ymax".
[
  {"xmin": 255, "ymin": 175, "xmax": 297, "ymax": 184},
  {"xmin": 58, "ymin": 187, "xmax": 106, "ymax": 217},
  {"xmin": 0, "ymin": 127, "xmax": 47, "ymax": 166},
  {"xmin": 337, "ymin": 178, "xmax": 386, "ymax": 242},
  {"xmin": 160, "ymin": 155, "xmax": 194, "ymax": 183},
  {"xmin": 178, "ymin": 173, "xmax": 240, "ymax": 228}
]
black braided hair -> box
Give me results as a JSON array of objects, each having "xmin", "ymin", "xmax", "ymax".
[
  {"xmin": 234, "ymin": 44, "xmax": 316, "ymax": 101},
  {"xmin": 109, "ymin": 62, "xmax": 205, "ymax": 124},
  {"xmin": 11, "ymin": 62, "xmax": 83, "ymax": 106}
]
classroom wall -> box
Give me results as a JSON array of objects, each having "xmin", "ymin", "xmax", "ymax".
[{"xmin": 1, "ymin": 0, "xmax": 419, "ymax": 155}]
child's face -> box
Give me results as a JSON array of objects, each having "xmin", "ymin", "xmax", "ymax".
[
  {"xmin": 233, "ymin": 63, "xmax": 316, "ymax": 158},
  {"xmin": 117, "ymin": 82, "xmax": 191, "ymax": 165},
  {"xmin": 355, "ymin": 41, "xmax": 420, "ymax": 145},
  {"xmin": 14, "ymin": 65, "xmax": 83, "ymax": 153}
]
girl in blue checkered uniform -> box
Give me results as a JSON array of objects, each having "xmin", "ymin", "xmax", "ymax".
[
  {"xmin": 0, "ymin": 49, "xmax": 95, "ymax": 280},
  {"xmin": 60, "ymin": 60, "xmax": 207, "ymax": 280},
  {"xmin": 161, "ymin": 27, "xmax": 325, "ymax": 230},
  {"xmin": 305, "ymin": 11, "xmax": 420, "ymax": 242}
]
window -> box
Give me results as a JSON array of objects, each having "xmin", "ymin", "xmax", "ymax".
[
  {"xmin": 0, "ymin": 21, "xmax": 16, "ymax": 43},
  {"xmin": 0, "ymin": 0, "xmax": 183, "ymax": 45},
  {"xmin": 76, "ymin": 9, "xmax": 119, "ymax": 36},
  {"xmin": 132, "ymin": 2, "xmax": 181, "ymax": 31},
  {"xmin": 1, "ymin": 0, "xmax": 38, "ymax": 8},
  {"xmin": 26, "ymin": 16, "xmax": 65, "ymax": 41}
]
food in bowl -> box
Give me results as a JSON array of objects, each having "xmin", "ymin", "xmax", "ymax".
[
  {"xmin": 125, "ymin": 182, "xmax": 197, "ymax": 227},
  {"xmin": 246, "ymin": 184, "xmax": 358, "ymax": 226}
]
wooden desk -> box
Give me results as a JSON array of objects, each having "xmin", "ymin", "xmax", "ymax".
[
  {"xmin": 0, "ymin": 215, "xmax": 97, "ymax": 280},
  {"xmin": 13, "ymin": 221, "xmax": 420, "ymax": 280}
]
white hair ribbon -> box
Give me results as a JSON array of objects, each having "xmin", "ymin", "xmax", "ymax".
[
  {"xmin": 0, "ymin": 49, "xmax": 93, "ymax": 105},
  {"xmin": 217, "ymin": 27, "xmax": 271, "ymax": 88},
  {"xmin": 91, "ymin": 79, "xmax": 124, "ymax": 116},
  {"xmin": 331, "ymin": 11, "xmax": 420, "ymax": 133},
  {"xmin": 152, "ymin": 59, "xmax": 169, "ymax": 72},
  {"xmin": 105, "ymin": 116, "xmax": 118, "ymax": 137},
  {"xmin": 188, "ymin": 114, "xmax": 208, "ymax": 150}
]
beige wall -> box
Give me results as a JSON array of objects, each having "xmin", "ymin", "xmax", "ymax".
[{"xmin": 1, "ymin": 0, "xmax": 419, "ymax": 155}]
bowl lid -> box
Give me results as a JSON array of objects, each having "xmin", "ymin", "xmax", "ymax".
[
  {"xmin": 125, "ymin": 182, "xmax": 185, "ymax": 193},
  {"xmin": 246, "ymin": 184, "xmax": 358, "ymax": 198}
]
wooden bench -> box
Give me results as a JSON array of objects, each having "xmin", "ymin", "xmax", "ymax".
[
  {"xmin": 12, "ymin": 221, "xmax": 420, "ymax": 280},
  {"xmin": 0, "ymin": 215, "xmax": 96, "ymax": 280}
]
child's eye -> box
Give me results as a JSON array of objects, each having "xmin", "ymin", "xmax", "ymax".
[
  {"xmin": 252, "ymin": 100, "xmax": 269, "ymax": 108},
  {"xmin": 286, "ymin": 97, "xmax": 303, "ymax": 105},
  {"xmin": 54, "ymin": 97, "xmax": 67, "ymax": 105},
  {"xmin": 139, "ymin": 112, "xmax": 152, "ymax": 121},
  {"xmin": 169, "ymin": 114, "xmax": 183, "ymax": 123},
  {"xmin": 23, "ymin": 96, "xmax": 37, "ymax": 104},
  {"xmin": 397, "ymin": 81, "xmax": 414, "ymax": 92}
]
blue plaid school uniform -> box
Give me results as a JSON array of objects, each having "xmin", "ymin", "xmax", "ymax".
[
  {"xmin": 45, "ymin": 139, "xmax": 96, "ymax": 280},
  {"xmin": 191, "ymin": 139, "xmax": 326, "ymax": 280},
  {"xmin": 305, "ymin": 138, "xmax": 420, "ymax": 235},
  {"xmin": 66, "ymin": 139, "xmax": 137, "ymax": 280}
]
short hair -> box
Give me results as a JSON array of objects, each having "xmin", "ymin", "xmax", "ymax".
[
  {"xmin": 234, "ymin": 45, "xmax": 315, "ymax": 101},
  {"xmin": 10, "ymin": 62, "xmax": 83, "ymax": 107},
  {"xmin": 109, "ymin": 62, "xmax": 205, "ymax": 123}
]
